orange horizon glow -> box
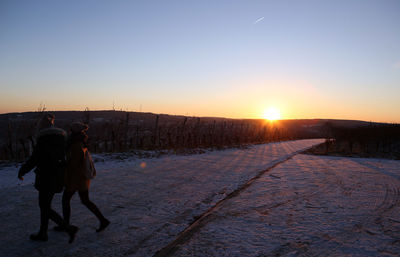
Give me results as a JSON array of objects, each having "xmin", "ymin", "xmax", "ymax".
[
  {"xmin": 0, "ymin": 97, "xmax": 399, "ymax": 124},
  {"xmin": 0, "ymin": 104, "xmax": 399, "ymax": 124}
]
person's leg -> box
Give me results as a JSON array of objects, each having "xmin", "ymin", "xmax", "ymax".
[
  {"xmin": 54, "ymin": 190, "xmax": 75, "ymax": 231},
  {"xmin": 30, "ymin": 190, "xmax": 53, "ymax": 241},
  {"xmin": 51, "ymin": 193, "xmax": 79, "ymax": 244},
  {"xmin": 78, "ymin": 190, "xmax": 110, "ymax": 232},
  {"xmin": 35, "ymin": 190, "xmax": 79, "ymax": 243},
  {"xmin": 62, "ymin": 190, "xmax": 75, "ymax": 225}
]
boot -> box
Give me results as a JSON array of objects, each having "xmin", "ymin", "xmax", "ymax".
[
  {"xmin": 96, "ymin": 219, "xmax": 110, "ymax": 232},
  {"xmin": 30, "ymin": 232, "xmax": 48, "ymax": 242},
  {"xmin": 67, "ymin": 225, "xmax": 79, "ymax": 244}
]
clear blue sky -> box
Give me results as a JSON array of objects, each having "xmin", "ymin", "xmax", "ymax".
[{"xmin": 1, "ymin": 0, "xmax": 399, "ymax": 122}]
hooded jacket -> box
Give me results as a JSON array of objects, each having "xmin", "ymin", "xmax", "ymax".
[{"xmin": 18, "ymin": 127, "xmax": 67, "ymax": 193}]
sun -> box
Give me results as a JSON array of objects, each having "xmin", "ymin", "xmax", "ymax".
[{"xmin": 263, "ymin": 107, "xmax": 281, "ymax": 121}]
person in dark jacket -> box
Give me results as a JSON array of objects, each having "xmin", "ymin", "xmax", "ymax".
[
  {"xmin": 18, "ymin": 114, "xmax": 78, "ymax": 243},
  {"xmin": 55, "ymin": 122, "xmax": 109, "ymax": 233}
]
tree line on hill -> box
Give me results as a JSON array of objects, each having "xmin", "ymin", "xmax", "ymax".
[
  {"xmin": 0, "ymin": 110, "xmax": 321, "ymax": 161},
  {"xmin": 309, "ymin": 123, "xmax": 400, "ymax": 159}
]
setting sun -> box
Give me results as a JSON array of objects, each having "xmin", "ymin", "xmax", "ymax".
[{"xmin": 263, "ymin": 107, "xmax": 281, "ymax": 121}]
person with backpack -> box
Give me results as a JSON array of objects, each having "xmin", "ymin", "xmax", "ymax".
[
  {"xmin": 55, "ymin": 122, "xmax": 109, "ymax": 233},
  {"xmin": 18, "ymin": 113, "xmax": 78, "ymax": 243}
]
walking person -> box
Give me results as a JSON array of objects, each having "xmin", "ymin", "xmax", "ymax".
[
  {"xmin": 18, "ymin": 113, "xmax": 78, "ymax": 243},
  {"xmin": 56, "ymin": 122, "xmax": 109, "ymax": 233}
]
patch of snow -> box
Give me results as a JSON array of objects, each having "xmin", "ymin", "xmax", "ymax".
[
  {"xmin": 175, "ymin": 154, "xmax": 400, "ymax": 256},
  {"xmin": 0, "ymin": 139, "xmax": 341, "ymax": 256}
]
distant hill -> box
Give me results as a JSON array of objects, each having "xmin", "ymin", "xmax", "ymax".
[{"xmin": 0, "ymin": 110, "xmax": 377, "ymax": 127}]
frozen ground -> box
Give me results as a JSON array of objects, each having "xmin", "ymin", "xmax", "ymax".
[
  {"xmin": 1, "ymin": 139, "xmax": 400, "ymax": 256},
  {"xmin": 171, "ymin": 155, "xmax": 400, "ymax": 257}
]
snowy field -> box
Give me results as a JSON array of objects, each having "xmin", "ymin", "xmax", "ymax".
[{"xmin": 1, "ymin": 139, "xmax": 400, "ymax": 256}]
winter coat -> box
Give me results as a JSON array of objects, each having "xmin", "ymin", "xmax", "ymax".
[
  {"xmin": 64, "ymin": 132, "xmax": 91, "ymax": 191},
  {"xmin": 18, "ymin": 127, "xmax": 67, "ymax": 193}
]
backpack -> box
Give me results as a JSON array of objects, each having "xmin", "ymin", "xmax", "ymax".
[{"xmin": 83, "ymin": 148, "xmax": 96, "ymax": 179}]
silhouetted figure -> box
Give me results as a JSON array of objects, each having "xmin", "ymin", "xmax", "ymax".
[
  {"xmin": 18, "ymin": 113, "xmax": 78, "ymax": 243},
  {"xmin": 56, "ymin": 122, "xmax": 109, "ymax": 233}
]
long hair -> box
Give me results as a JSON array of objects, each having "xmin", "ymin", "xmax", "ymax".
[{"xmin": 67, "ymin": 131, "xmax": 89, "ymax": 150}]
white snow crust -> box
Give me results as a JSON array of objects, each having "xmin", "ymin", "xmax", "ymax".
[
  {"xmin": 175, "ymin": 155, "xmax": 400, "ymax": 256},
  {"xmin": 3, "ymin": 139, "xmax": 399, "ymax": 256}
]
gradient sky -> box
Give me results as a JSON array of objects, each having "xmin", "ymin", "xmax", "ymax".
[{"xmin": 1, "ymin": 0, "xmax": 399, "ymax": 122}]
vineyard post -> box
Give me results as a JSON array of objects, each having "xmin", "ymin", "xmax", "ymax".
[
  {"xmin": 153, "ymin": 114, "xmax": 159, "ymax": 148},
  {"xmin": 125, "ymin": 112, "xmax": 130, "ymax": 150},
  {"xmin": 7, "ymin": 122, "xmax": 14, "ymax": 160}
]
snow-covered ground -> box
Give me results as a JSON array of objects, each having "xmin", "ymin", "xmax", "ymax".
[
  {"xmin": 173, "ymin": 155, "xmax": 400, "ymax": 257},
  {"xmin": 1, "ymin": 139, "xmax": 400, "ymax": 256}
]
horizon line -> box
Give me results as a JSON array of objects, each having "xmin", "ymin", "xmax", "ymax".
[{"xmin": 0, "ymin": 109, "xmax": 398, "ymax": 124}]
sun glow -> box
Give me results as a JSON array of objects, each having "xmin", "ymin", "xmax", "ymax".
[{"xmin": 263, "ymin": 107, "xmax": 281, "ymax": 121}]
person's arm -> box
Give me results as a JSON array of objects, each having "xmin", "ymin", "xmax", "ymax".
[{"xmin": 18, "ymin": 147, "xmax": 38, "ymax": 180}]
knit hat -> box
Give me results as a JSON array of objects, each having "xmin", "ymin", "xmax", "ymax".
[{"xmin": 70, "ymin": 122, "xmax": 89, "ymax": 133}]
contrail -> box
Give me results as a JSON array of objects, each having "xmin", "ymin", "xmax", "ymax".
[{"xmin": 253, "ymin": 16, "xmax": 264, "ymax": 25}]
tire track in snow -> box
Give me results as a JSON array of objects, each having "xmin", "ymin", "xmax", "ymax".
[{"xmin": 153, "ymin": 144, "xmax": 321, "ymax": 257}]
